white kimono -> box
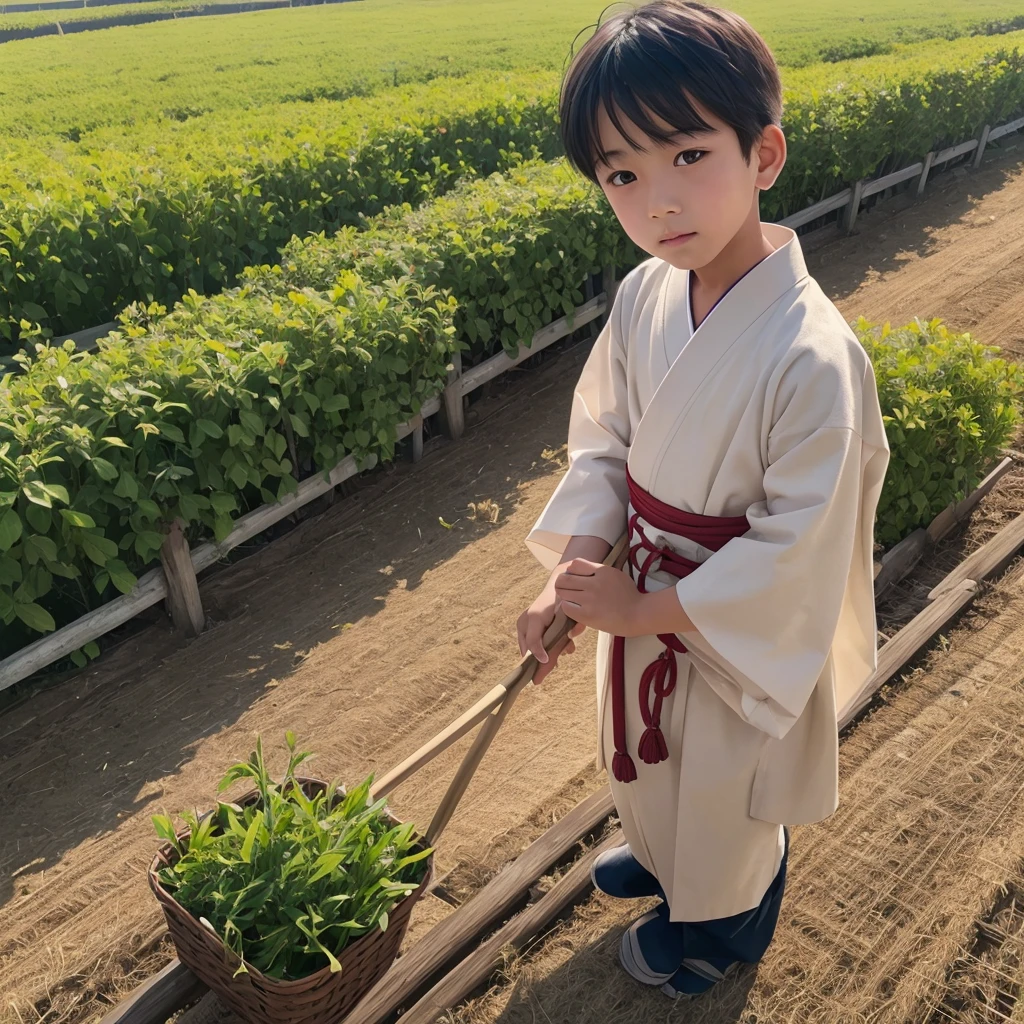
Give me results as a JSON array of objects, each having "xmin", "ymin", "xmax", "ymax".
[{"xmin": 525, "ymin": 222, "xmax": 890, "ymax": 921}]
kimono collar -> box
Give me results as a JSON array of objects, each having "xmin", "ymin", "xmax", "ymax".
[{"xmin": 628, "ymin": 222, "xmax": 811, "ymax": 486}]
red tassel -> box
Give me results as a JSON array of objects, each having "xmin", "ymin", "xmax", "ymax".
[
  {"xmin": 638, "ymin": 727, "xmax": 669, "ymax": 765},
  {"xmin": 613, "ymin": 750, "xmax": 638, "ymax": 783}
]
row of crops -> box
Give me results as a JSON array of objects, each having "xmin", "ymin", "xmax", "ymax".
[
  {"xmin": 4, "ymin": 30, "xmax": 1024, "ymax": 352},
  {"xmin": 2, "ymin": 155, "xmax": 1022, "ymax": 658},
  {"xmin": 8, "ymin": 0, "xmax": 1024, "ymax": 142},
  {"xmin": 0, "ymin": 0, "xmax": 354, "ymax": 42}
]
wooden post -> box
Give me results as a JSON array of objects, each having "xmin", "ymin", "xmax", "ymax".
[
  {"xmin": 412, "ymin": 422, "xmax": 424, "ymax": 463},
  {"xmin": 159, "ymin": 518, "xmax": 205, "ymax": 637},
  {"xmin": 583, "ymin": 274, "xmax": 598, "ymax": 340},
  {"xmin": 916, "ymin": 151, "xmax": 935, "ymax": 198},
  {"xmin": 600, "ymin": 265, "xmax": 618, "ymax": 325},
  {"xmin": 843, "ymin": 178, "xmax": 865, "ymax": 234},
  {"xmin": 440, "ymin": 350, "xmax": 465, "ymax": 441},
  {"xmin": 973, "ymin": 125, "xmax": 992, "ymax": 169},
  {"xmin": 406, "ymin": 413, "xmax": 424, "ymax": 463}
]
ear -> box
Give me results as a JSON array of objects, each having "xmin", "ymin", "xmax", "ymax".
[{"xmin": 754, "ymin": 124, "xmax": 787, "ymax": 191}]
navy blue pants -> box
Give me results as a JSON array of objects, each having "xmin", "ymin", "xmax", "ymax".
[{"xmin": 674, "ymin": 825, "xmax": 789, "ymax": 965}]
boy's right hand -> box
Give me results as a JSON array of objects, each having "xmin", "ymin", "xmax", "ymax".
[{"xmin": 517, "ymin": 586, "xmax": 587, "ymax": 685}]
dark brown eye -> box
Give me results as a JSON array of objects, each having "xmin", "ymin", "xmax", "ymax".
[
  {"xmin": 676, "ymin": 150, "xmax": 706, "ymax": 166},
  {"xmin": 607, "ymin": 170, "xmax": 636, "ymax": 187}
]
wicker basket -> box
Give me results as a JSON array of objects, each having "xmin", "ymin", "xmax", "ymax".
[{"xmin": 148, "ymin": 776, "xmax": 434, "ymax": 1024}]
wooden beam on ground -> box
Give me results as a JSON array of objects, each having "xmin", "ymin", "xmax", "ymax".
[
  {"xmin": 395, "ymin": 831, "xmax": 625, "ymax": 1024},
  {"xmin": 926, "ymin": 457, "xmax": 1013, "ymax": 543},
  {"xmin": 929, "ymin": 511, "xmax": 1024, "ymax": 600},
  {"xmin": 98, "ymin": 959, "xmax": 204, "ymax": 1024},
  {"xmin": 344, "ymin": 786, "xmax": 616, "ymax": 1024},
  {"xmin": 837, "ymin": 579, "xmax": 979, "ymax": 730},
  {"xmin": 873, "ymin": 528, "xmax": 928, "ymax": 599}
]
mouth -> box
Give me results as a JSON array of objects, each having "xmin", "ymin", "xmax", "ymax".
[{"xmin": 659, "ymin": 232, "xmax": 696, "ymax": 247}]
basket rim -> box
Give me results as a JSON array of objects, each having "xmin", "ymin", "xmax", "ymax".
[{"xmin": 148, "ymin": 774, "xmax": 434, "ymax": 986}]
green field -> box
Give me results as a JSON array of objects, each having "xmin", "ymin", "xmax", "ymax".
[
  {"xmin": 2, "ymin": 0, "xmax": 1024, "ymax": 139},
  {"xmin": 0, "ymin": 0, "xmax": 349, "ymax": 39}
]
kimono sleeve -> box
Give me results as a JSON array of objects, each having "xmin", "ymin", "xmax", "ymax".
[
  {"xmin": 523, "ymin": 275, "xmax": 636, "ymax": 572},
  {"xmin": 674, "ymin": 343, "xmax": 887, "ymax": 740}
]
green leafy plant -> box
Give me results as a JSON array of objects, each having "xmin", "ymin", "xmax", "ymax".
[
  {"xmin": 857, "ymin": 316, "xmax": 1024, "ymax": 546},
  {"xmin": 0, "ymin": 270, "xmax": 457, "ymax": 657},
  {"xmin": 266, "ymin": 159, "xmax": 643, "ymax": 363},
  {"xmin": 152, "ymin": 732, "xmax": 431, "ymax": 981}
]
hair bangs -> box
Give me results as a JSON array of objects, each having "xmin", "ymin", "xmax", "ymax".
[{"xmin": 559, "ymin": 2, "xmax": 783, "ymax": 184}]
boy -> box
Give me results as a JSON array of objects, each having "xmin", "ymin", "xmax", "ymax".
[{"xmin": 516, "ymin": 0, "xmax": 890, "ymax": 999}]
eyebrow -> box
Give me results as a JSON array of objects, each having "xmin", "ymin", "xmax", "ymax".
[{"xmin": 596, "ymin": 127, "xmax": 718, "ymax": 167}]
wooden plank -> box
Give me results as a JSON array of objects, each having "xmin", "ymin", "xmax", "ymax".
[
  {"xmin": 861, "ymin": 161, "xmax": 924, "ymax": 199},
  {"xmin": 873, "ymin": 528, "xmax": 928, "ymax": 598},
  {"xmin": 189, "ymin": 452, "xmax": 370, "ymax": 574},
  {"xmin": 458, "ymin": 294, "xmax": 607, "ymax": 398},
  {"xmin": 345, "ymin": 786, "xmax": 616, "ymax": 1024},
  {"xmin": 397, "ymin": 831, "xmax": 625, "ymax": 1024},
  {"xmin": 57, "ymin": 320, "xmax": 118, "ymax": 353},
  {"xmin": 0, "ymin": 565, "xmax": 170, "ymax": 694},
  {"xmin": 927, "ymin": 456, "xmax": 1013, "ymax": 543},
  {"xmin": 989, "ymin": 114, "xmax": 1024, "ymax": 142},
  {"xmin": 929, "ymin": 511, "xmax": 1024, "ymax": 600},
  {"xmin": 837, "ymin": 579, "xmax": 979, "ymax": 730},
  {"xmin": 874, "ymin": 457, "xmax": 1012, "ymax": 600},
  {"xmin": 935, "ymin": 138, "xmax": 978, "ymax": 166},
  {"xmin": 98, "ymin": 959, "xmax": 204, "ymax": 1024},
  {"xmin": 779, "ymin": 187, "xmax": 852, "ymax": 230},
  {"xmin": 159, "ymin": 519, "xmax": 205, "ymax": 636}
]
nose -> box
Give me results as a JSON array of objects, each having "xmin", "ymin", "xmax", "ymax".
[{"xmin": 648, "ymin": 184, "xmax": 682, "ymax": 220}]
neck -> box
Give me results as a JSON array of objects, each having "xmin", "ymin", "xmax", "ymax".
[{"xmin": 690, "ymin": 195, "xmax": 776, "ymax": 305}]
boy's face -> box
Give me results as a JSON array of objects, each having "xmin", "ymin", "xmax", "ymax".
[{"xmin": 592, "ymin": 97, "xmax": 784, "ymax": 271}]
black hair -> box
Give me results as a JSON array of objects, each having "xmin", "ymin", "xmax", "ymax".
[{"xmin": 559, "ymin": 1, "xmax": 783, "ymax": 184}]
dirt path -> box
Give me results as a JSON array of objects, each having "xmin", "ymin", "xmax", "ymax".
[{"xmin": 1, "ymin": 141, "xmax": 1022, "ymax": 1024}]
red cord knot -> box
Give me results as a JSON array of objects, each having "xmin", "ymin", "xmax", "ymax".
[{"xmin": 609, "ymin": 466, "xmax": 749, "ymax": 783}]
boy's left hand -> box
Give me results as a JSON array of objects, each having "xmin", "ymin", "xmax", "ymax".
[{"xmin": 554, "ymin": 559, "xmax": 643, "ymax": 636}]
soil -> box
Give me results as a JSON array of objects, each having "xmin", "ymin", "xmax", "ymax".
[{"xmin": 1, "ymin": 140, "xmax": 1023, "ymax": 1024}]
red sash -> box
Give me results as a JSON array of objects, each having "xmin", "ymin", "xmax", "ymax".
[{"xmin": 611, "ymin": 467, "xmax": 749, "ymax": 784}]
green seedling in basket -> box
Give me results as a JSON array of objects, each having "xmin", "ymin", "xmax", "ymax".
[{"xmin": 151, "ymin": 731, "xmax": 432, "ymax": 980}]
